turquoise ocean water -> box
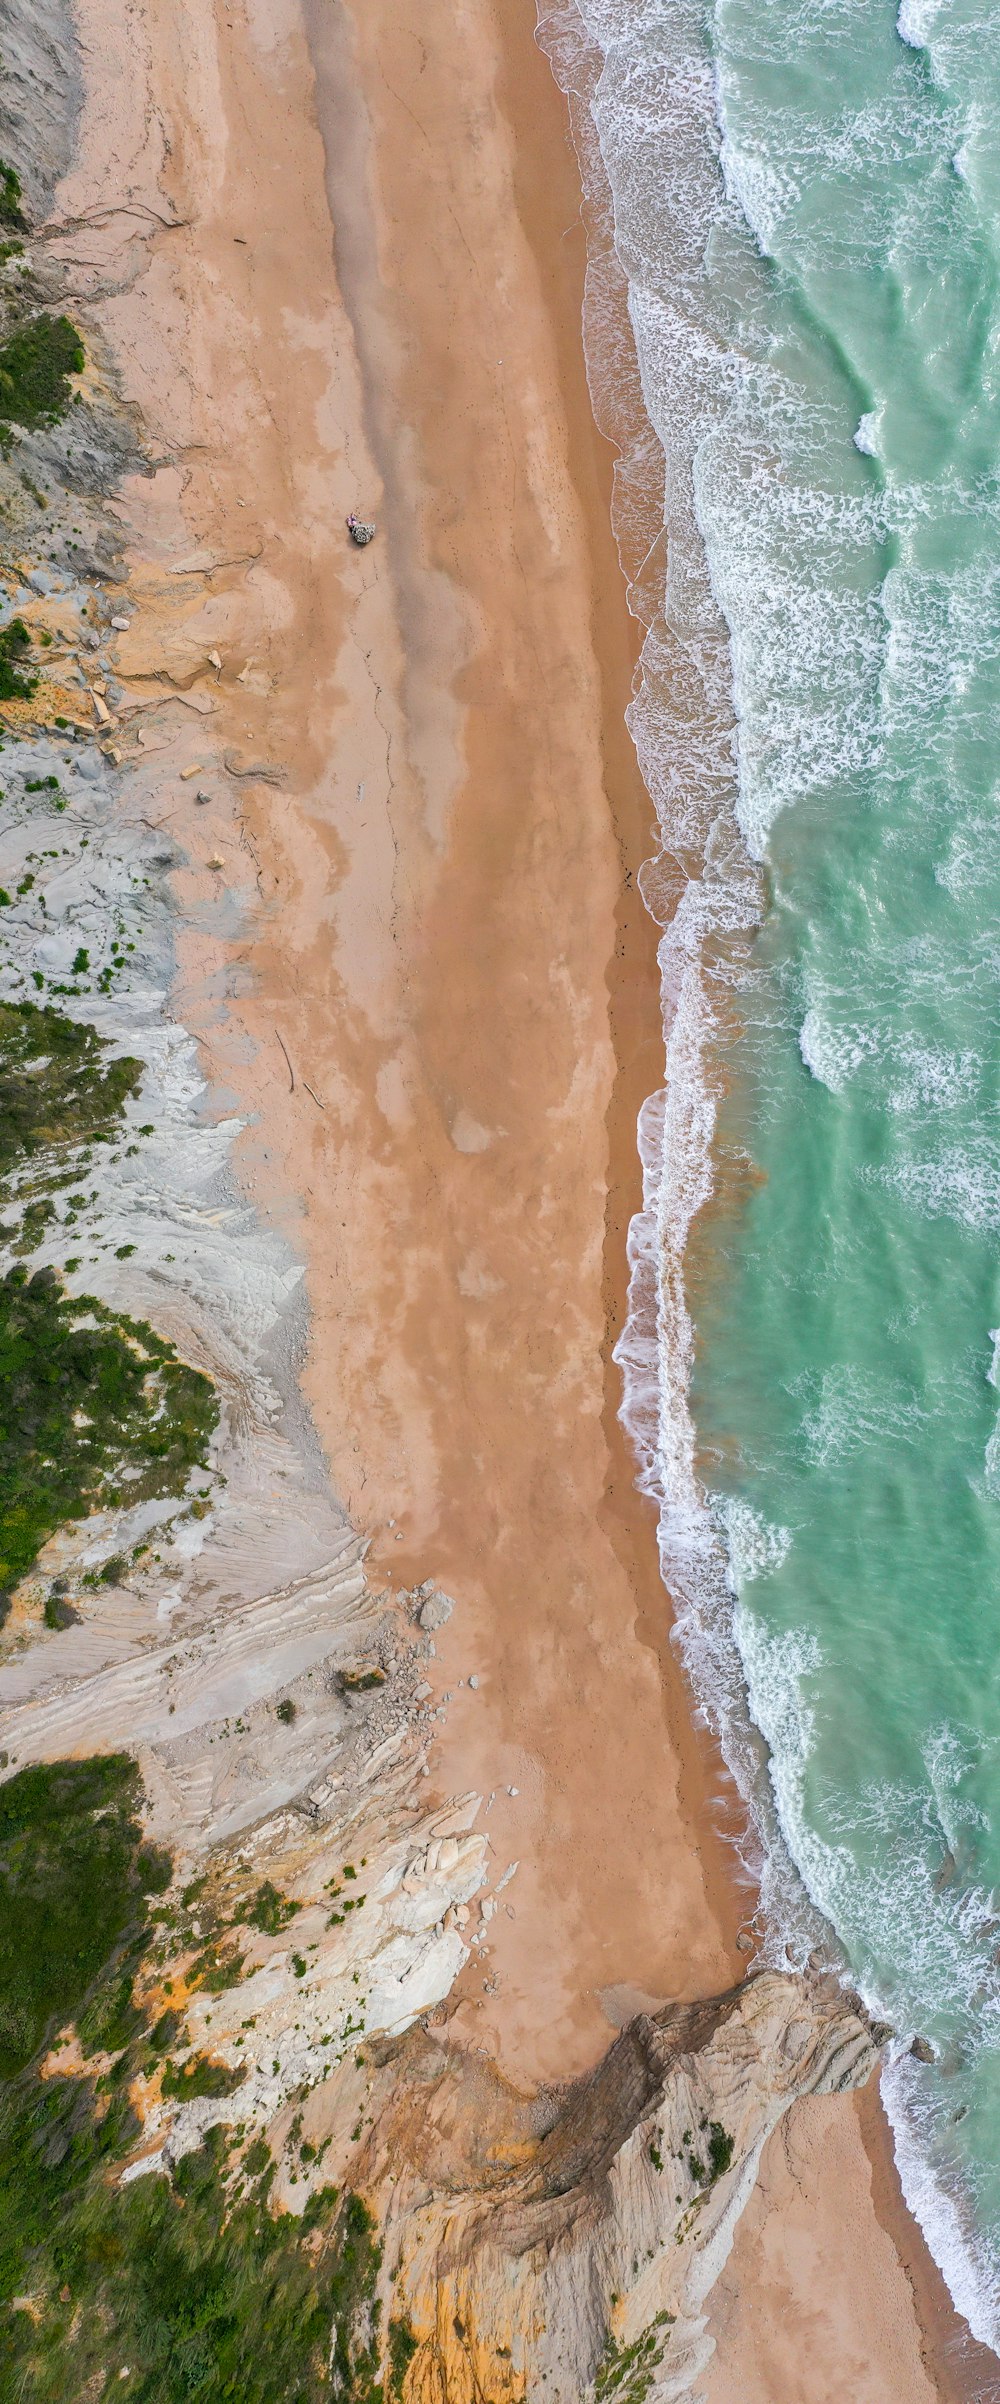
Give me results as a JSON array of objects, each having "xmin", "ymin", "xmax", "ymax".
[{"xmin": 541, "ymin": 0, "xmax": 1000, "ymax": 2345}]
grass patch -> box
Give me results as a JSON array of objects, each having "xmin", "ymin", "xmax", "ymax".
[
  {"xmin": 0, "ymin": 1754, "xmax": 151, "ymax": 2075},
  {"xmin": 240, "ymin": 1881, "xmax": 301, "ymax": 1936},
  {"xmin": 595, "ymin": 2312, "xmax": 675, "ymax": 2404},
  {"xmin": 0, "ymin": 313, "xmax": 84, "ymax": 429},
  {"xmin": 0, "ymin": 1263, "xmax": 218, "ymax": 1600},
  {"xmin": 0, "ymin": 998, "xmax": 143, "ymax": 1182},
  {"xmin": 0, "ymin": 1753, "xmax": 393, "ymax": 2401},
  {"xmin": 160, "ymin": 2053, "xmax": 246, "ymax": 2101}
]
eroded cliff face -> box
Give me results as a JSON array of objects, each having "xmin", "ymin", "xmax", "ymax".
[{"xmin": 347, "ymin": 1971, "xmax": 878, "ymax": 2404}]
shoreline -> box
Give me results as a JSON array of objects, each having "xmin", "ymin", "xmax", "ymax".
[{"xmin": 21, "ymin": 0, "xmax": 998, "ymax": 2385}]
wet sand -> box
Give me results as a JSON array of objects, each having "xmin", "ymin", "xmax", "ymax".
[{"xmin": 55, "ymin": 0, "xmax": 994, "ymax": 2386}]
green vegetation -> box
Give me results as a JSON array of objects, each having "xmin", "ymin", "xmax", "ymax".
[
  {"xmin": 706, "ymin": 2120, "xmax": 734, "ymax": 2181},
  {"xmin": 0, "ymin": 999, "xmax": 143, "ymax": 1181},
  {"xmin": 0, "ymin": 1264, "xmax": 218, "ymax": 1601},
  {"xmin": 595, "ymin": 2313, "xmax": 675, "ymax": 2404},
  {"xmin": 329, "ymin": 2192, "xmax": 383, "ymax": 2403},
  {"xmin": 275, "ymin": 1697, "xmax": 296, "ymax": 1724},
  {"xmin": 42, "ymin": 1588, "xmax": 77, "ymax": 1629},
  {"xmin": 0, "ymin": 1755, "xmax": 151, "ymax": 2075},
  {"xmin": 387, "ymin": 2319, "xmax": 418, "ymax": 2401},
  {"xmin": 0, "ymin": 163, "xmax": 26, "ymax": 234},
  {"xmin": 241, "ymin": 1880, "xmax": 301, "ymax": 1936},
  {"xmin": 0, "ymin": 1751, "xmax": 394, "ymax": 2401},
  {"xmin": 687, "ymin": 2118, "xmax": 733, "ymax": 2188},
  {"xmin": 0, "ymin": 616, "xmax": 37, "ymax": 702},
  {"xmin": 160, "ymin": 2053, "xmax": 246, "ymax": 2101},
  {"xmin": 0, "ymin": 312, "xmax": 84, "ymax": 429}
]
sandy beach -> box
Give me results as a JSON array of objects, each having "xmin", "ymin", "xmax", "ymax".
[{"xmin": 43, "ymin": 0, "xmax": 998, "ymax": 2387}]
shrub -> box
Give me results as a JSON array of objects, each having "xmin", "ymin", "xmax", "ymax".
[
  {"xmin": 0, "ymin": 618, "xmax": 37, "ymax": 702},
  {"xmin": 0, "ymin": 313, "xmax": 84, "ymax": 428}
]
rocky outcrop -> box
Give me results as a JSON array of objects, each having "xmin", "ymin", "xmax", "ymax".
[{"xmin": 346, "ymin": 1969, "xmax": 880, "ymax": 2403}]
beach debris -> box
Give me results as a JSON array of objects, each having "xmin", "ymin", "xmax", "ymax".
[
  {"xmin": 207, "ymin": 853, "xmax": 224, "ymax": 872},
  {"xmin": 223, "ymin": 747, "xmax": 285, "ymax": 785},
  {"xmin": 110, "ymin": 614, "xmax": 131, "ymax": 631},
  {"xmin": 302, "ymin": 1080, "xmax": 325, "ymax": 1111},
  {"xmin": 274, "ymin": 1029, "xmax": 295, "ymax": 1092},
  {"xmin": 207, "ymin": 648, "xmax": 222, "ymax": 674},
  {"xmin": 417, "ymin": 1588, "xmax": 455, "ymax": 1633},
  {"xmin": 346, "ymin": 512, "xmax": 376, "ymax": 547},
  {"xmin": 180, "ymin": 762, "xmax": 204, "ymax": 781},
  {"xmin": 236, "ymin": 659, "xmax": 254, "ymax": 684}
]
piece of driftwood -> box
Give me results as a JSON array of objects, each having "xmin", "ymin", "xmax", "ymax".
[{"xmin": 275, "ymin": 1030, "xmax": 295, "ymax": 1092}]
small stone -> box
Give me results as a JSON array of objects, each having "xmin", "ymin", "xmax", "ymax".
[
  {"xmin": 736, "ymin": 1932, "xmax": 754, "ymax": 1955},
  {"xmin": 507, "ymin": 1786, "xmax": 518, "ymax": 1797},
  {"xmin": 110, "ymin": 614, "xmax": 131, "ymax": 631},
  {"xmin": 195, "ymin": 789, "xmax": 212, "ymax": 805},
  {"xmin": 468, "ymin": 1674, "xmax": 479, "ymax": 1691},
  {"xmin": 417, "ymin": 1589, "xmax": 455, "ymax": 1633}
]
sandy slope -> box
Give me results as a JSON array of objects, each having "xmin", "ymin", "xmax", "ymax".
[{"xmin": 44, "ymin": 0, "xmax": 994, "ymax": 2386}]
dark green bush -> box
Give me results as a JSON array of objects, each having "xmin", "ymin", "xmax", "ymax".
[
  {"xmin": 0, "ymin": 618, "xmax": 37, "ymax": 702},
  {"xmin": 0, "ymin": 314, "xmax": 84, "ymax": 428}
]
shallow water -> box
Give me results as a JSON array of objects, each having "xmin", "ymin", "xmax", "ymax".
[{"xmin": 541, "ymin": 0, "xmax": 1000, "ymax": 2347}]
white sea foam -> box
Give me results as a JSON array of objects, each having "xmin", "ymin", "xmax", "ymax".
[
  {"xmin": 897, "ymin": 0, "xmax": 942, "ymax": 50},
  {"xmin": 722, "ymin": 1499, "xmax": 791, "ymax": 1590},
  {"xmin": 538, "ymin": 0, "xmax": 1000, "ymax": 2349},
  {"xmin": 854, "ymin": 411, "xmax": 880, "ymax": 456},
  {"xmin": 884, "ymin": 2051, "xmax": 1000, "ymax": 2352},
  {"xmin": 799, "ymin": 1006, "xmax": 878, "ymax": 1093}
]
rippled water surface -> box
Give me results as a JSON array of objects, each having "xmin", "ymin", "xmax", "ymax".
[{"xmin": 542, "ymin": 0, "xmax": 1000, "ymax": 2342}]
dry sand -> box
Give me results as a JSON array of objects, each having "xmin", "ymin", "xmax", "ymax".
[{"xmin": 52, "ymin": 0, "xmax": 996, "ymax": 2386}]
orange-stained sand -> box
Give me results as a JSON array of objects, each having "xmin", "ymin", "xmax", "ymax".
[{"xmin": 54, "ymin": 0, "xmax": 986, "ymax": 2385}]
